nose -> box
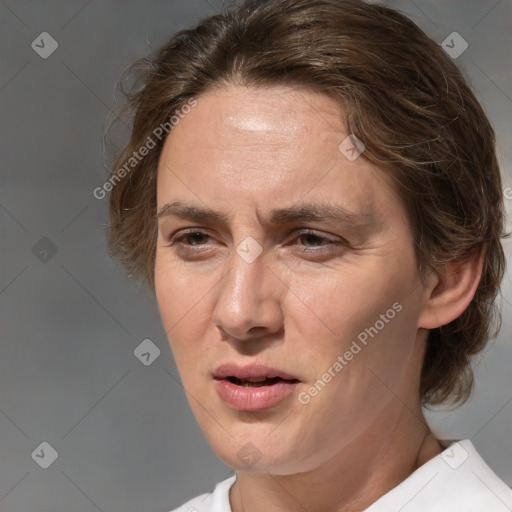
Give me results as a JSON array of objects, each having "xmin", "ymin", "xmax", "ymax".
[{"xmin": 211, "ymin": 243, "xmax": 284, "ymax": 343}]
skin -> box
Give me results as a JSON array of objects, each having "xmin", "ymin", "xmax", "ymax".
[{"xmin": 154, "ymin": 84, "xmax": 484, "ymax": 512}]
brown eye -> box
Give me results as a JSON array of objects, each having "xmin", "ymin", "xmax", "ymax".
[
  {"xmin": 292, "ymin": 230, "xmax": 342, "ymax": 254},
  {"xmin": 172, "ymin": 231, "xmax": 211, "ymax": 246},
  {"xmin": 297, "ymin": 232, "xmax": 331, "ymax": 248}
]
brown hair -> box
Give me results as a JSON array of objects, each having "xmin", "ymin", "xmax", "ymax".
[{"xmin": 106, "ymin": 0, "xmax": 509, "ymax": 406}]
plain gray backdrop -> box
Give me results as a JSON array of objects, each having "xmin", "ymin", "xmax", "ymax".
[{"xmin": 0, "ymin": 1, "xmax": 511, "ymax": 511}]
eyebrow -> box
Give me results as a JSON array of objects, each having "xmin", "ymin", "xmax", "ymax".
[{"xmin": 156, "ymin": 200, "xmax": 377, "ymax": 230}]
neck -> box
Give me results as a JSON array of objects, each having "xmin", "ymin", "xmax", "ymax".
[{"xmin": 229, "ymin": 402, "xmax": 442, "ymax": 512}]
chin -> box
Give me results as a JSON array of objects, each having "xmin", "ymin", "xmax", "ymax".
[{"xmin": 208, "ymin": 435, "xmax": 305, "ymax": 475}]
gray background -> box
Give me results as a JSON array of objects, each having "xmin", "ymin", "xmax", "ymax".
[{"xmin": 0, "ymin": 1, "xmax": 511, "ymax": 511}]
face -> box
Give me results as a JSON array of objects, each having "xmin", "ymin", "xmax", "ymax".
[{"xmin": 155, "ymin": 84, "xmax": 429, "ymax": 475}]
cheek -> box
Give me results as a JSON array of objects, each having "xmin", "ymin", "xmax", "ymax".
[
  {"xmin": 154, "ymin": 258, "xmax": 204, "ymax": 360},
  {"xmin": 310, "ymin": 285, "xmax": 421, "ymax": 417},
  {"xmin": 291, "ymin": 263, "xmax": 412, "ymax": 348},
  {"xmin": 155, "ymin": 261, "xmax": 180, "ymax": 330},
  {"xmin": 292, "ymin": 258, "xmax": 421, "ymax": 400},
  {"xmin": 155, "ymin": 253, "xmax": 208, "ymax": 319},
  {"xmin": 154, "ymin": 255, "xmax": 226, "ymax": 390}
]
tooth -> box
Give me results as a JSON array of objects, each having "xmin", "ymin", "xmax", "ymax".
[{"xmin": 245, "ymin": 377, "xmax": 267, "ymax": 382}]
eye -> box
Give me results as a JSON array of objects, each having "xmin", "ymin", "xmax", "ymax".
[
  {"xmin": 291, "ymin": 230, "xmax": 344, "ymax": 255},
  {"xmin": 166, "ymin": 228, "xmax": 344, "ymax": 260},
  {"xmin": 168, "ymin": 230, "xmax": 212, "ymax": 247},
  {"xmin": 296, "ymin": 231, "xmax": 331, "ymax": 248}
]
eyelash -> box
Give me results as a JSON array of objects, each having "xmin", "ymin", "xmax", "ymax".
[{"xmin": 167, "ymin": 229, "xmax": 343, "ymax": 256}]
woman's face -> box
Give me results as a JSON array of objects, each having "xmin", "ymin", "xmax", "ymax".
[{"xmin": 154, "ymin": 84, "xmax": 430, "ymax": 474}]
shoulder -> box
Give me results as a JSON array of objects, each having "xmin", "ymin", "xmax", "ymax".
[
  {"xmin": 168, "ymin": 474, "xmax": 237, "ymax": 512},
  {"xmin": 366, "ymin": 439, "xmax": 512, "ymax": 511}
]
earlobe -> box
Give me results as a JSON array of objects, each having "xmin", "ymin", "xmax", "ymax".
[{"xmin": 418, "ymin": 245, "xmax": 485, "ymax": 330}]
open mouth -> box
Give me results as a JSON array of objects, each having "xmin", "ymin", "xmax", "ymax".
[
  {"xmin": 214, "ymin": 367, "xmax": 301, "ymax": 410},
  {"xmin": 226, "ymin": 376, "xmax": 296, "ymax": 387}
]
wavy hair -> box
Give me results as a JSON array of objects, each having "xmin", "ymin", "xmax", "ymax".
[{"xmin": 106, "ymin": 0, "xmax": 509, "ymax": 406}]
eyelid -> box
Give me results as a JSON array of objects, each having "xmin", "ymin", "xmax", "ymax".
[
  {"xmin": 290, "ymin": 229, "xmax": 346, "ymax": 254},
  {"xmin": 167, "ymin": 228, "xmax": 213, "ymax": 245},
  {"xmin": 294, "ymin": 228, "xmax": 340, "ymax": 242}
]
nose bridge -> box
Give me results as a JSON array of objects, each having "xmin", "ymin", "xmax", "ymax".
[
  {"xmin": 213, "ymin": 236, "xmax": 282, "ymax": 338},
  {"xmin": 222, "ymin": 239, "xmax": 267, "ymax": 314}
]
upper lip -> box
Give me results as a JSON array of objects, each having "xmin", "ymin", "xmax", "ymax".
[{"xmin": 213, "ymin": 363, "xmax": 300, "ymax": 381}]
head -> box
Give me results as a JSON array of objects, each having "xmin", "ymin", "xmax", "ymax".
[{"xmin": 107, "ymin": 0, "xmax": 507, "ymax": 473}]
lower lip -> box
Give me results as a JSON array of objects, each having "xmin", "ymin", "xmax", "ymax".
[{"xmin": 214, "ymin": 378, "xmax": 299, "ymax": 411}]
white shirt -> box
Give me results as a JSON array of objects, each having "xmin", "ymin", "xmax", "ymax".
[{"xmin": 169, "ymin": 439, "xmax": 512, "ymax": 511}]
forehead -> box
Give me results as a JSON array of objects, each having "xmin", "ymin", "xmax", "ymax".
[
  {"xmin": 156, "ymin": 84, "xmax": 402, "ymax": 224},
  {"xmin": 173, "ymin": 85, "xmax": 345, "ymax": 151}
]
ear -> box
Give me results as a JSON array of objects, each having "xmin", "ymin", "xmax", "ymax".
[{"xmin": 418, "ymin": 245, "xmax": 485, "ymax": 330}]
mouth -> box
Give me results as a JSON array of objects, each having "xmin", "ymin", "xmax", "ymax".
[
  {"xmin": 213, "ymin": 362, "xmax": 300, "ymax": 382},
  {"xmin": 224, "ymin": 376, "xmax": 299, "ymax": 387},
  {"xmin": 213, "ymin": 363, "xmax": 301, "ymax": 411}
]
